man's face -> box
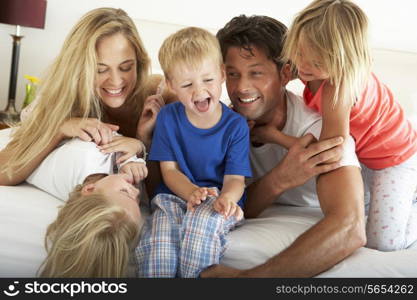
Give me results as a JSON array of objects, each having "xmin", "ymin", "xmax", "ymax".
[{"xmin": 224, "ymin": 46, "xmax": 286, "ymax": 123}]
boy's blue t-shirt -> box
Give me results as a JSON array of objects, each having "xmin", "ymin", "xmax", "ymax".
[{"xmin": 149, "ymin": 101, "xmax": 252, "ymax": 207}]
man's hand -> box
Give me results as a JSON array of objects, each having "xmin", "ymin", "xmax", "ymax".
[
  {"xmin": 200, "ymin": 264, "xmax": 242, "ymax": 278},
  {"xmin": 276, "ymin": 134, "xmax": 344, "ymax": 190},
  {"xmin": 245, "ymin": 134, "xmax": 344, "ymax": 219}
]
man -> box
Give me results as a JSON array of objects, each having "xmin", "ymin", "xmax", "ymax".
[{"xmin": 202, "ymin": 15, "xmax": 365, "ymax": 277}]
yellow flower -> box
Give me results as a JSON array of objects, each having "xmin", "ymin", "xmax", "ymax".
[{"xmin": 24, "ymin": 75, "xmax": 40, "ymax": 84}]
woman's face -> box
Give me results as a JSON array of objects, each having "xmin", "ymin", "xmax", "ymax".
[{"xmin": 95, "ymin": 33, "xmax": 137, "ymax": 109}]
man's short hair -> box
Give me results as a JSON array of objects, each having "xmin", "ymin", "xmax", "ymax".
[
  {"xmin": 216, "ymin": 15, "xmax": 287, "ymax": 68},
  {"xmin": 159, "ymin": 27, "xmax": 223, "ymax": 80}
]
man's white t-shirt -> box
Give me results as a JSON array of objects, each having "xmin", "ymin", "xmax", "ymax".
[
  {"xmin": 248, "ymin": 90, "xmax": 360, "ymax": 208},
  {"xmin": 27, "ymin": 138, "xmax": 116, "ymax": 201}
]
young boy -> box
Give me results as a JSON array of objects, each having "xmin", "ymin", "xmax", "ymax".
[{"xmin": 136, "ymin": 27, "xmax": 252, "ymax": 278}]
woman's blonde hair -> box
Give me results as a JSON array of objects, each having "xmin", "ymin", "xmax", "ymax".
[
  {"xmin": 39, "ymin": 186, "xmax": 139, "ymax": 277},
  {"xmin": 283, "ymin": 0, "xmax": 372, "ymax": 107},
  {"xmin": 158, "ymin": 27, "xmax": 223, "ymax": 80},
  {"xmin": 3, "ymin": 8, "xmax": 150, "ymax": 177}
]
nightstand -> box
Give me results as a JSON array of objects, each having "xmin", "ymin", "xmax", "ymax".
[
  {"xmin": 0, "ymin": 108, "xmax": 20, "ymax": 130},
  {"xmin": 0, "ymin": 122, "xmax": 10, "ymax": 130}
]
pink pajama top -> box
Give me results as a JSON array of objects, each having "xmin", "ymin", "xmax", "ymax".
[{"xmin": 303, "ymin": 73, "xmax": 417, "ymax": 169}]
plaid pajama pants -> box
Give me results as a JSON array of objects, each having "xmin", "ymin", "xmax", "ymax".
[{"xmin": 135, "ymin": 192, "xmax": 241, "ymax": 278}]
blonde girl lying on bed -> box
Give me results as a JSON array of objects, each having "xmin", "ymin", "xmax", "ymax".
[{"xmin": 26, "ymin": 136, "xmax": 147, "ymax": 277}]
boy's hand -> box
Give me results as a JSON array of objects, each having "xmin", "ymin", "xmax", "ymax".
[
  {"xmin": 119, "ymin": 162, "xmax": 148, "ymax": 185},
  {"xmin": 98, "ymin": 136, "xmax": 145, "ymax": 164},
  {"xmin": 213, "ymin": 195, "xmax": 242, "ymax": 219},
  {"xmin": 187, "ymin": 187, "xmax": 218, "ymax": 211}
]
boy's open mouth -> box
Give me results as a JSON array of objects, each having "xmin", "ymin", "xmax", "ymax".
[{"xmin": 194, "ymin": 97, "xmax": 211, "ymax": 112}]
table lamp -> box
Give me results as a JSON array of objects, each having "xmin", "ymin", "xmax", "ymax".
[{"xmin": 0, "ymin": 0, "xmax": 47, "ymax": 123}]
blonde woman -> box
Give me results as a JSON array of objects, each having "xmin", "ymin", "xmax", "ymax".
[
  {"xmin": 282, "ymin": 0, "xmax": 417, "ymax": 251},
  {"xmin": 0, "ymin": 8, "xmax": 166, "ymax": 190}
]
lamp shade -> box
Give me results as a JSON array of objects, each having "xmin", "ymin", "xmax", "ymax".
[{"xmin": 0, "ymin": 0, "xmax": 47, "ymax": 29}]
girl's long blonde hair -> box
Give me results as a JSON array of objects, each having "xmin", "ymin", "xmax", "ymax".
[
  {"xmin": 283, "ymin": 0, "xmax": 372, "ymax": 107},
  {"xmin": 3, "ymin": 8, "xmax": 150, "ymax": 177},
  {"xmin": 39, "ymin": 187, "xmax": 139, "ymax": 277}
]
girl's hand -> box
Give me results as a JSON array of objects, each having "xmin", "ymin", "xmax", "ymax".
[
  {"xmin": 187, "ymin": 187, "xmax": 218, "ymax": 212},
  {"xmin": 119, "ymin": 162, "xmax": 148, "ymax": 184},
  {"xmin": 60, "ymin": 118, "xmax": 119, "ymax": 146},
  {"xmin": 137, "ymin": 94, "xmax": 165, "ymax": 148},
  {"xmin": 249, "ymin": 121, "xmax": 298, "ymax": 149},
  {"xmin": 98, "ymin": 136, "xmax": 145, "ymax": 164},
  {"xmin": 213, "ymin": 196, "xmax": 242, "ymax": 219},
  {"xmin": 250, "ymin": 124, "xmax": 281, "ymax": 144}
]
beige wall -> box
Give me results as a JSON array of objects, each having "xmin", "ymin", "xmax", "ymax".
[{"xmin": 0, "ymin": 0, "xmax": 416, "ymax": 113}]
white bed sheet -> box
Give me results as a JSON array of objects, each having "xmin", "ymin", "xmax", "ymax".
[
  {"xmin": 1, "ymin": 128, "xmax": 417, "ymax": 277},
  {"xmin": 223, "ymin": 205, "xmax": 417, "ymax": 277}
]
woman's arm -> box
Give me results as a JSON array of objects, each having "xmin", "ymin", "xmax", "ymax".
[
  {"xmin": 0, "ymin": 131, "xmax": 64, "ymax": 185},
  {"xmin": 0, "ymin": 118, "xmax": 118, "ymax": 185}
]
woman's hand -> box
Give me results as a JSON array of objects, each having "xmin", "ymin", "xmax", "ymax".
[
  {"xmin": 60, "ymin": 118, "xmax": 119, "ymax": 145},
  {"xmin": 137, "ymin": 94, "xmax": 165, "ymax": 148},
  {"xmin": 98, "ymin": 136, "xmax": 145, "ymax": 164}
]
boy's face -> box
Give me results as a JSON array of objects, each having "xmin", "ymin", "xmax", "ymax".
[
  {"xmin": 224, "ymin": 45, "xmax": 288, "ymax": 123},
  {"xmin": 167, "ymin": 58, "xmax": 225, "ymax": 120},
  {"xmin": 82, "ymin": 173, "xmax": 141, "ymax": 223}
]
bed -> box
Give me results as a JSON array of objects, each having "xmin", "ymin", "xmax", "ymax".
[{"xmin": 1, "ymin": 126, "xmax": 417, "ymax": 277}]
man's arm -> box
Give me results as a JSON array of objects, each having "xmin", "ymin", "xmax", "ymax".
[
  {"xmin": 203, "ymin": 166, "xmax": 366, "ymax": 277},
  {"xmin": 242, "ymin": 166, "xmax": 365, "ymax": 277},
  {"xmin": 244, "ymin": 134, "xmax": 343, "ymax": 218}
]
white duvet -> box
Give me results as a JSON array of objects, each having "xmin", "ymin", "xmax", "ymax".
[{"xmin": 1, "ymin": 128, "xmax": 416, "ymax": 277}]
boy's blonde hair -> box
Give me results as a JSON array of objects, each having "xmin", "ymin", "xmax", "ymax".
[
  {"xmin": 2, "ymin": 8, "xmax": 150, "ymax": 178},
  {"xmin": 283, "ymin": 0, "xmax": 372, "ymax": 107},
  {"xmin": 39, "ymin": 186, "xmax": 139, "ymax": 277},
  {"xmin": 158, "ymin": 27, "xmax": 223, "ymax": 80}
]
